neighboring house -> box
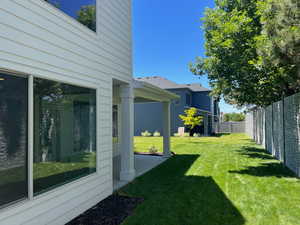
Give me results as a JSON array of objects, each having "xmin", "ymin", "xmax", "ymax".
[
  {"xmin": 0, "ymin": 1, "xmax": 178, "ymax": 225},
  {"xmin": 135, "ymin": 76, "xmax": 220, "ymax": 136}
]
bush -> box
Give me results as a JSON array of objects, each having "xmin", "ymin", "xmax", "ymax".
[
  {"xmin": 173, "ymin": 133, "xmax": 180, "ymax": 137},
  {"xmin": 141, "ymin": 130, "xmax": 152, "ymax": 137},
  {"xmin": 193, "ymin": 133, "xmax": 200, "ymax": 137},
  {"xmin": 153, "ymin": 131, "xmax": 161, "ymax": 137}
]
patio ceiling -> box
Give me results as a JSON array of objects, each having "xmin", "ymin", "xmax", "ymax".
[{"xmin": 133, "ymin": 79, "xmax": 180, "ymax": 103}]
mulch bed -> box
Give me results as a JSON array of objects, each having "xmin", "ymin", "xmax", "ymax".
[
  {"xmin": 67, "ymin": 194, "xmax": 144, "ymax": 225},
  {"xmin": 134, "ymin": 152, "xmax": 163, "ymax": 156}
]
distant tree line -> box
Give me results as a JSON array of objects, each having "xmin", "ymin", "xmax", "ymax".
[{"xmin": 223, "ymin": 113, "xmax": 245, "ymax": 122}]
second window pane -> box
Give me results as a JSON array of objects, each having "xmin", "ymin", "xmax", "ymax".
[{"xmin": 33, "ymin": 78, "xmax": 96, "ymax": 195}]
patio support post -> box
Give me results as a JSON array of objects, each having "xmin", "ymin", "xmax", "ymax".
[
  {"xmin": 163, "ymin": 101, "xmax": 172, "ymax": 158},
  {"xmin": 211, "ymin": 97, "xmax": 215, "ymax": 134},
  {"xmin": 120, "ymin": 84, "xmax": 135, "ymax": 181},
  {"xmin": 204, "ymin": 113, "xmax": 209, "ymax": 136}
]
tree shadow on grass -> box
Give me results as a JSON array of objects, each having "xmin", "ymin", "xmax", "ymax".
[
  {"xmin": 231, "ymin": 147, "xmax": 297, "ymax": 178},
  {"xmin": 236, "ymin": 146, "xmax": 275, "ymax": 160},
  {"xmin": 229, "ymin": 162, "xmax": 296, "ymax": 178},
  {"xmin": 213, "ymin": 133, "xmax": 231, "ymax": 137},
  {"xmin": 122, "ymin": 155, "xmax": 245, "ymax": 225}
]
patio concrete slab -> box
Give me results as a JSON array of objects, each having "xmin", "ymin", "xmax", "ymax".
[
  {"xmin": 134, "ymin": 154, "xmax": 167, "ymax": 177},
  {"xmin": 113, "ymin": 155, "xmax": 168, "ymax": 190}
]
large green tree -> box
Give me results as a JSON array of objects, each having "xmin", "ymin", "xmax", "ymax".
[
  {"xmin": 255, "ymin": 0, "xmax": 300, "ymax": 96},
  {"xmin": 191, "ymin": 0, "xmax": 300, "ymax": 107}
]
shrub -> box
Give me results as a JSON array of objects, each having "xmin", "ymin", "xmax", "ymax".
[
  {"xmin": 141, "ymin": 130, "xmax": 152, "ymax": 137},
  {"xmin": 153, "ymin": 131, "xmax": 161, "ymax": 137},
  {"xmin": 193, "ymin": 133, "xmax": 200, "ymax": 137},
  {"xmin": 173, "ymin": 133, "xmax": 180, "ymax": 137},
  {"xmin": 149, "ymin": 145, "xmax": 158, "ymax": 154}
]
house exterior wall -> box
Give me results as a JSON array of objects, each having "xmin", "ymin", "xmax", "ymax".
[
  {"xmin": 134, "ymin": 89, "xmax": 214, "ymax": 136},
  {"xmin": 170, "ymin": 89, "xmax": 192, "ymax": 134},
  {"xmin": 134, "ymin": 102, "xmax": 163, "ymax": 135},
  {"xmin": 191, "ymin": 91, "xmax": 212, "ymax": 112},
  {"xmin": 0, "ymin": 0, "xmax": 132, "ymax": 224},
  {"xmin": 134, "ymin": 89, "xmax": 194, "ymax": 136}
]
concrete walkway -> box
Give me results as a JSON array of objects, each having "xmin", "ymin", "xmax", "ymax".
[{"xmin": 113, "ymin": 154, "xmax": 168, "ymax": 190}]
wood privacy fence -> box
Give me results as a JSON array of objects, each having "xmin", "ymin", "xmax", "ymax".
[
  {"xmin": 246, "ymin": 92, "xmax": 300, "ymax": 176},
  {"xmin": 217, "ymin": 121, "xmax": 245, "ymax": 133}
]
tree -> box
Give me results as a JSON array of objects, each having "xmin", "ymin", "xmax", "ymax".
[
  {"xmin": 190, "ymin": 0, "xmax": 300, "ymax": 107},
  {"xmin": 255, "ymin": 0, "xmax": 300, "ymax": 96},
  {"xmin": 223, "ymin": 113, "xmax": 245, "ymax": 122},
  {"xmin": 179, "ymin": 108, "xmax": 203, "ymax": 136},
  {"xmin": 77, "ymin": 5, "xmax": 96, "ymax": 32}
]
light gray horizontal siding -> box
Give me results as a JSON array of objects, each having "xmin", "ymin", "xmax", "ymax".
[
  {"xmin": 0, "ymin": 0, "xmax": 132, "ymax": 84},
  {"xmin": 0, "ymin": 0, "xmax": 131, "ymax": 224}
]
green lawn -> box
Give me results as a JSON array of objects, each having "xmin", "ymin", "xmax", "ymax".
[{"xmin": 121, "ymin": 134, "xmax": 300, "ymax": 225}]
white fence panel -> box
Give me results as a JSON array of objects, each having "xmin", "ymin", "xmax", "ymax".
[{"xmin": 247, "ymin": 92, "xmax": 300, "ymax": 176}]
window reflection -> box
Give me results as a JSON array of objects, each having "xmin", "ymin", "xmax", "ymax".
[
  {"xmin": 45, "ymin": 0, "xmax": 96, "ymax": 32},
  {"xmin": 33, "ymin": 78, "xmax": 96, "ymax": 195},
  {"xmin": 0, "ymin": 73, "xmax": 28, "ymax": 207}
]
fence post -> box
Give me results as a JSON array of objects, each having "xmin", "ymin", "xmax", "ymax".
[
  {"xmin": 264, "ymin": 108, "xmax": 266, "ymax": 148},
  {"xmin": 252, "ymin": 111, "xmax": 255, "ymax": 140},
  {"xmin": 282, "ymin": 97, "xmax": 286, "ymax": 164}
]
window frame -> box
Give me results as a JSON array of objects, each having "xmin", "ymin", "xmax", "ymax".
[
  {"xmin": 0, "ymin": 71, "xmax": 29, "ymax": 209},
  {"xmin": 31, "ymin": 76, "xmax": 99, "ymax": 198},
  {"xmin": 0, "ymin": 70, "xmax": 100, "ymax": 211}
]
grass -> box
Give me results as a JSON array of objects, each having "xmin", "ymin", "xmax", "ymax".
[{"xmin": 121, "ymin": 134, "xmax": 300, "ymax": 225}]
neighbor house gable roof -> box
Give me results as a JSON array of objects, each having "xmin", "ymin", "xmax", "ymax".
[{"xmin": 136, "ymin": 76, "xmax": 211, "ymax": 92}]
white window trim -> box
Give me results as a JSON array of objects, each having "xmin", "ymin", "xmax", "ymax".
[{"xmin": 28, "ymin": 75, "xmax": 34, "ymax": 200}]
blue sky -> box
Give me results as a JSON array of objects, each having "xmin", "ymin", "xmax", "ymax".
[{"xmin": 133, "ymin": 0, "xmax": 241, "ymax": 113}]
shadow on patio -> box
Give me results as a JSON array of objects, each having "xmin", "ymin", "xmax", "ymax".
[{"xmin": 120, "ymin": 154, "xmax": 245, "ymax": 225}]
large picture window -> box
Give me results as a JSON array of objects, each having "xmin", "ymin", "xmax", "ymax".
[
  {"xmin": 33, "ymin": 78, "xmax": 96, "ymax": 195},
  {"xmin": 0, "ymin": 73, "xmax": 28, "ymax": 208},
  {"xmin": 45, "ymin": 0, "xmax": 97, "ymax": 32}
]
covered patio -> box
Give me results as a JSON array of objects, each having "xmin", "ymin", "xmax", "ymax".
[
  {"xmin": 112, "ymin": 79, "xmax": 179, "ymax": 190},
  {"xmin": 113, "ymin": 154, "xmax": 168, "ymax": 190}
]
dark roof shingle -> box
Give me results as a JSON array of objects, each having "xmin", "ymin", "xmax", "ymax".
[{"xmin": 136, "ymin": 76, "xmax": 211, "ymax": 92}]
